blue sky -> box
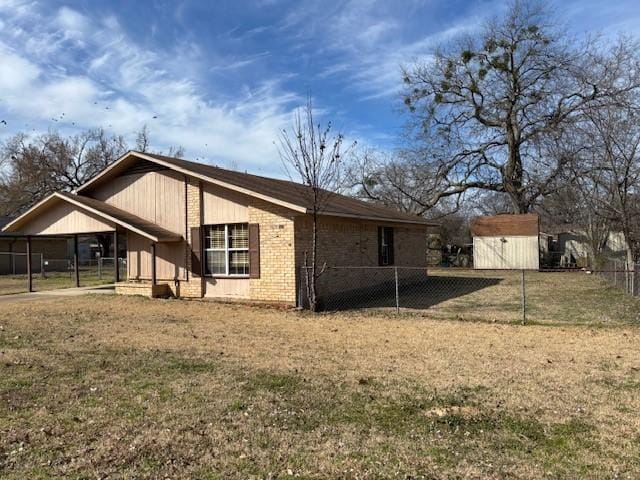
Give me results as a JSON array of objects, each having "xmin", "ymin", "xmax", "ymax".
[{"xmin": 1, "ymin": 0, "xmax": 639, "ymax": 176}]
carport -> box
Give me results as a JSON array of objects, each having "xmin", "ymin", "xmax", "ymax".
[{"xmin": 2, "ymin": 191, "xmax": 182, "ymax": 293}]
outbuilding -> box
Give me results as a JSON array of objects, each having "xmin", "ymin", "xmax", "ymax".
[{"xmin": 470, "ymin": 214, "xmax": 540, "ymax": 270}]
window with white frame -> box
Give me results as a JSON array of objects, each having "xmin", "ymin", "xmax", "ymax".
[{"xmin": 204, "ymin": 223, "xmax": 250, "ymax": 276}]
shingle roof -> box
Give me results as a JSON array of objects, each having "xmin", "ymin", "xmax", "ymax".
[
  {"xmin": 55, "ymin": 192, "xmax": 182, "ymax": 242},
  {"xmin": 138, "ymin": 152, "xmax": 436, "ymax": 226},
  {"xmin": 470, "ymin": 214, "xmax": 539, "ymax": 237}
]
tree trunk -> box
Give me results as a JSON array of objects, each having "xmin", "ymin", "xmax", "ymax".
[
  {"xmin": 309, "ymin": 211, "xmax": 319, "ymax": 312},
  {"xmin": 96, "ymin": 234, "xmax": 113, "ymax": 258},
  {"xmin": 504, "ymin": 129, "xmax": 528, "ymax": 213}
]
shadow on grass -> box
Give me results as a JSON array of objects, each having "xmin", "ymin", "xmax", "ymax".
[{"xmin": 318, "ymin": 274, "xmax": 504, "ymax": 312}]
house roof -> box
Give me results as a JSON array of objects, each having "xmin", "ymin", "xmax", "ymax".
[
  {"xmin": 470, "ymin": 214, "xmax": 539, "ymax": 237},
  {"xmin": 77, "ymin": 151, "xmax": 437, "ymax": 226},
  {"xmin": 3, "ymin": 192, "xmax": 182, "ymax": 242}
]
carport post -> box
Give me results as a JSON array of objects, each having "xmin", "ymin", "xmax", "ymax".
[
  {"xmin": 26, "ymin": 235, "xmax": 33, "ymax": 293},
  {"xmin": 73, "ymin": 234, "xmax": 80, "ymax": 288},
  {"xmin": 151, "ymin": 243, "xmax": 157, "ymax": 286},
  {"xmin": 113, "ymin": 231, "xmax": 120, "ymax": 283}
]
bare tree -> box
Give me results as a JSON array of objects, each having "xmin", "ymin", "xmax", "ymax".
[
  {"xmin": 278, "ymin": 99, "xmax": 353, "ymax": 311},
  {"xmin": 392, "ymin": 1, "xmax": 640, "ymax": 214},
  {"xmin": 578, "ymin": 105, "xmax": 640, "ymax": 269},
  {"xmin": 348, "ymin": 148, "xmax": 466, "ymax": 217},
  {"xmin": 135, "ymin": 124, "xmax": 185, "ymax": 158},
  {"xmin": 0, "ymin": 125, "xmax": 187, "ymax": 218},
  {"xmin": 135, "ymin": 125, "xmax": 151, "ymax": 153}
]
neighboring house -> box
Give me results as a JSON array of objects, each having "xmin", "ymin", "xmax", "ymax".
[
  {"xmin": 554, "ymin": 230, "xmax": 626, "ymax": 267},
  {"xmin": 471, "ymin": 214, "xmax": 540, "ymax": 270},
  {"xmin": 3, "ymin": 151, "xmax": 437, "ymax": 303},
  {"xmin": 0, "ymin": 216, "xmax": 68, "ymax": 275}
]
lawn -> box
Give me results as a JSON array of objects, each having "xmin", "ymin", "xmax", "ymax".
[
  {"xmin": 1, "ymin": 295, "xmax": 640, "ymax": 478},
  {"xmin": 0, "ymin": 269, "xmax": 118, "ymax": 295},
  {"xmin": 322, "ymin": 268, "xmax": 640, "ymax": 325}
]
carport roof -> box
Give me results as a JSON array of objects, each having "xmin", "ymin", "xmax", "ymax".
[{"xmin": 2, "ymin": 192, "xmax": 182, "ymax": 243}]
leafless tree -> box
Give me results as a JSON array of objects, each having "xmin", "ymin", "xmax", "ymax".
[
  {"xmin": 0, "ymin": 125, "xmax": 187, "ymax": 218},
  {"xmin": 360, "ymin": 1, "xmax": 640, "ymax": 214},
  {"xmin": 278, "ymin": 99, "xmax": 354, "ymax": 311},
  {"xmin": 348, "ymin": 148, "xmax": 466, "ymax": 217},
  {"xmin": 135, "ymin": 124, "xmax": 184, "ymax": 158},
  {"xmin": 136, "ymin": 125, "xmax": 151, "ymax": 153},
  {"xmin": 0, "ymin": 129, "xmax": 128, "ymax": 215},
  {"xmin": 578, "ymin": 105, "xmax": 640, "ymax": 269}
]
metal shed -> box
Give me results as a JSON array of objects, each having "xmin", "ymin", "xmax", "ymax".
[{"xmin": 471, "ymin": 214, "xmax": 540, "ymax": 270}]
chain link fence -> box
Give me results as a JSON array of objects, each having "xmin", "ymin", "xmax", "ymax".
[
  {"xmin": 300, "ymin": 266, "xmax": 640, "ymax": 324},
  {"xmin": 0, "ymin": 252, "xmax": 126, "ymax": 295},
  {"xmin": 594, "ymin": 258, "xmax": 639, "ymax": 296}
]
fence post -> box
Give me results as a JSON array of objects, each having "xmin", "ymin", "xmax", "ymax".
[
  {"xmin": 297, "ymin": 266, "xmax": 304, "ymax": 309},
  {"xmin": 394, "ymin": 267, "xmax": 400, "ymax": 314},
  {"xmin": 521, "ymin": 269, "xmax": 526, "ymax": 325},
  {"xmin": 26, "ymin": 236, "xmax": 33, "ymax": 293},
  {"xmin": 40, "ymin": 254, "xmax": 45, "ymax": 279},
  {"xmin": 98, "ymin": 257, "xmax": 102, "ymax": 280}
]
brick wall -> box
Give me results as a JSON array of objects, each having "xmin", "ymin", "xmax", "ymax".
[
  {"xmin": 115, "ymin": 281, "xmax": 170, "ymax": 298},
  {"xmin": 180, "ymin": 178, "xmax": 204, "ymax": 298},
  {"xmin": 248, "ymin": 200, "xmax": 298, "ymax": 304},
  {"xmin": 294, "ymin": 215, "xmax": 429, "ymax": 299}
]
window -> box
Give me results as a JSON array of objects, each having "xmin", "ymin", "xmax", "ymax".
[
  {"xmin": 204, "ymin": 223, "xmax": 250, "ymax": 276},
  {"xmin": 378, "ymin": 226, "xmax": 394, "ymax": 266}
]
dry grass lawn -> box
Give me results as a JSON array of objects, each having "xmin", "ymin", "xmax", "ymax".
[
  {"xmin": 1, "ymin": 295, "xmax": 640, "ymax": 478},
  {"xmin": 424, "ymin": 269, "xmax": 640, "ymax": 324},
  {"xmin": 0, "ymin": 271, "xmax": 115, "ymax": 295},
  {"xmin": 324, "ymin": 269, "xmax": 640, "ymax": 325}
]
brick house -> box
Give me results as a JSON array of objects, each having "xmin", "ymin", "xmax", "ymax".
[{"xmin": 3, "ymin": 151, "xmax": 436, "ymax": 304}]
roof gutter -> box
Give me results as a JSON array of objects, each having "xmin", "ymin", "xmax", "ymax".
[{"xmin": 320, "ymin": 211, "xmax": 438, "ymax": 226}]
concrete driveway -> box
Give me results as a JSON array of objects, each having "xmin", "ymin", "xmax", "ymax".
[{"xmin": 0, "ymin": 284, "xmax": 115, "ymax": 303}]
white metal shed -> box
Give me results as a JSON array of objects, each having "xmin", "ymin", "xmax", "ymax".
[{"xmin": 471, "ymin": 214, "xmax": 540, "ymax": 270}]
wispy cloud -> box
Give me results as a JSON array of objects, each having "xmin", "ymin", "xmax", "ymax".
[
  {"xmin": 0, "ymin": 1, "xmax": 300, "ymax": 174},
  {"xmin": 271, "ymin": 0, "xmax": 494, "ymax": 100},
  {"xmin": 0, "ymin": 0, "xmax": 638, "ymax": 170}
]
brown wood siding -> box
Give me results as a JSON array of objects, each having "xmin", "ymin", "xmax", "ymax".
[
  {"xmin": 127, "ymin": 232, "xmax": 186, "ymax": 280},
  {"xmin": 90, "ymin": 169, "xmax": 185, "ymax": 235},
  {"xmin": 205, "ymin": 278, "xmax": 250, "ymax": 298},
  {"xmin": 202, "ymin": 183, "xmax": 249, "ymax": 224},
  {"xmin": 16, "ymin": 200, "xmax": 114, "ymax": 235}
]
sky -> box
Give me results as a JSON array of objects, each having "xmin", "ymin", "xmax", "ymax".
[{"xmin": 1, "ymin": 0, "xmax": 639, "ymax": 177}]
